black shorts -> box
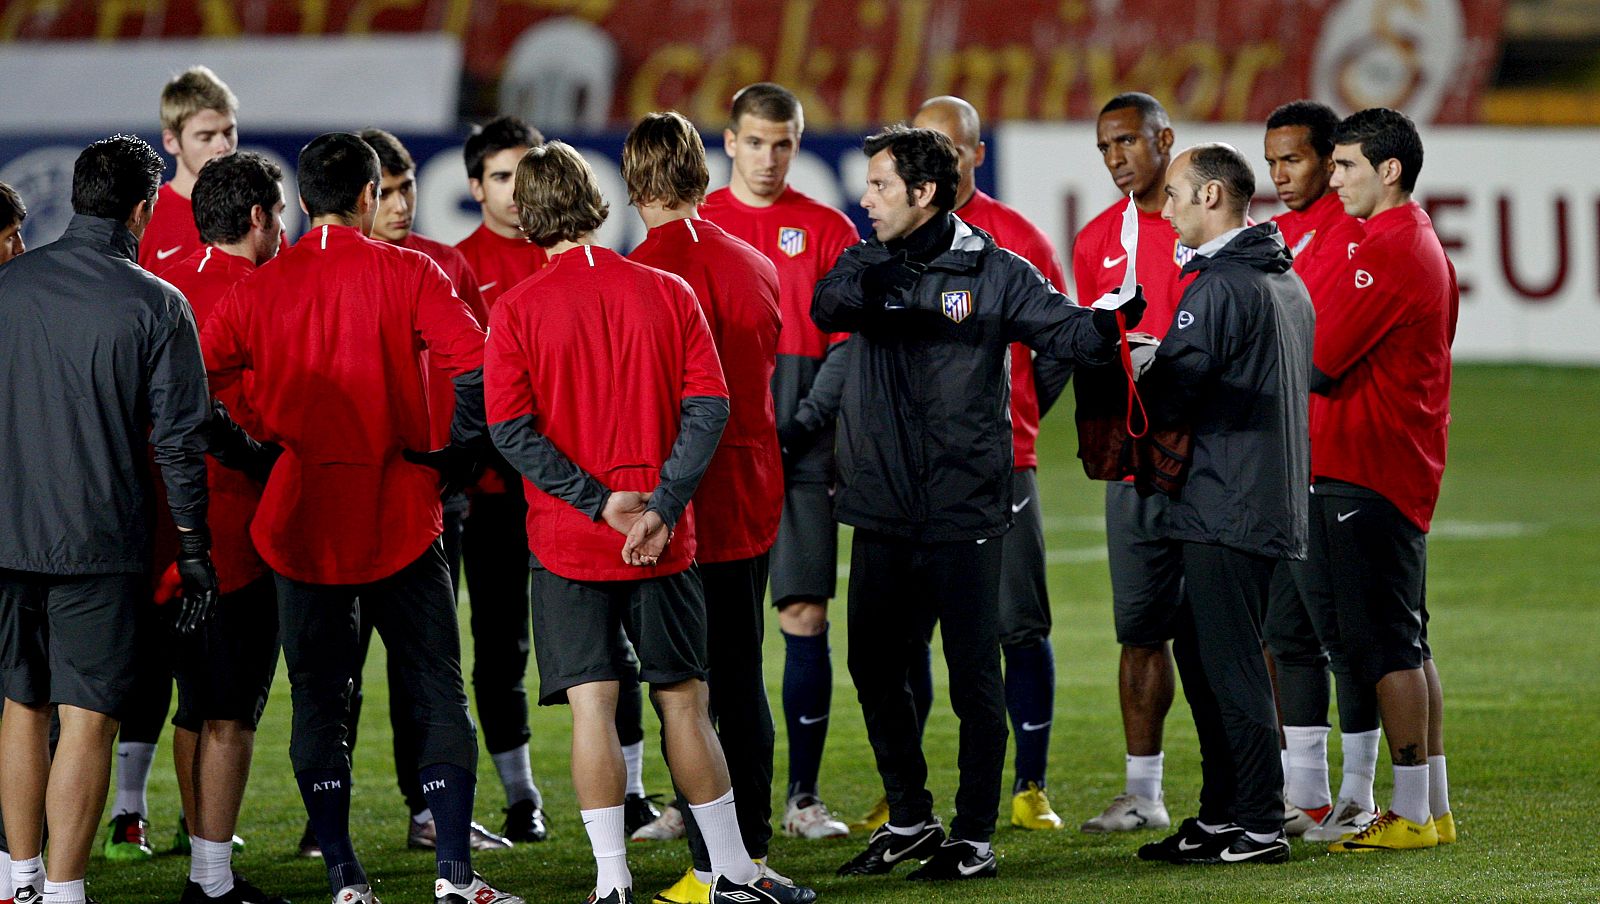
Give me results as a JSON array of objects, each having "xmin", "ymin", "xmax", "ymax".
[
  {"xmin": 769, "ymin": 482, "xmax": 837, "ymax": 606},
  {"xmin": 1104, "ymin": 482, "xmax": 1184, "ymax": 646},
  {"xmin": 1312, "ymin": 481, "xmax": 1430, "ymax": 686},
  {"xmin": 0, "ymin": 569, "xmax": 143, "ymax": 717},
  {"xmin": 530, "ymin": 563, "xmax": 708, "ymax": 705},
  {"xmin": 999, "ymin": 468, "xmax": 1051, "ymax": 647},
  {"xmin": 173, "ymin": 574, "xmax": 280, "ymax": 731}
]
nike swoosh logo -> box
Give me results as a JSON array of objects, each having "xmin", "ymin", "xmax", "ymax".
[
  {"xmin": 478, "ymin": 281, "xmax": 497, "ymax": 292},
  {"xmin": 1102, "ymin": 254, "xmax": 1127, "ymax": 268},
  {"xmin": 1219, "ymin": 843, "xmax": 1282, "ymax": 862},
  {"xmin": 1020, "ymin": 720, "xmax": 1051, "ymax": 731},
  {"xmin": 797, "ymin": 714, "xmax": 827, "ymax": 725},
  {"xmin": 1176, "ymin": 838, "xmax": 1206, "ymax": 851},
  {"xmin": 155, "ymin": 246, "xmax": 182, "ymax": 260},
  {"xmin": 1337, "ymin": 510, "xmax": 1360, "ymax": 522},
  {"xmin": 956, "ymin": 856, "xmax": 992, "ymax": 876},
  {"xmin": 1011, "ymin": 496, "xmax": 1031, "ymax": 513}
]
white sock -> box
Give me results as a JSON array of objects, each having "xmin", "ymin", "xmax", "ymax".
[
  {"xmin": 1125, "ymin": 753, "xmax": 1164, "ymax": 801},
  {"xmin": 1339, "ymin": 730, "xmax": 1381, "ymax": 811},
  {"xmin": 1, "ymin": 850, "xmax": 13, "ymax": 899},
  {"xmin": 1428, "ymin": 755, "xmax": 1451, "ymax": 817},
  {"xmin": 189, "ymin": 836, "xmax": 235, "ymax": 897},
  {"xmin": 42, "ymin": 880, "xmax": 85, "ymax": 904},
  {"xmin": 113, "ymin": 741, "xmax": 157, "ymax": 817},
  {"xmin": 687, "ymin": 789, "xmax": 757, "ymax": 885},
  {"xmin": 412, "ymin": 808, "xmax": 433, "ymax": 826},
  {"xmin": 580, "ymin": 805, "xmax": 631, "ymax": 897},
  {"xmin": 1284, "ymin": 725, "xmax": 1333, "ymax": 810},
  {"xmin": 621, "ymin": 742, "xmax": 646, "ymax": 798},
  {"xmin": 1390, "ymin": 763, "xmax": 1431, "ymax": 826},
  {"xmin": 1244, "ymin": 829, "xmax": 1282, "ymax": 843},
  {"xmin": 1280, "ymin": 748, "xmax": 1290, "ymax": 781},
  {"xmin": 1195, "ymin": 819, "xmax": 1230, "ymax": 834},
  {"xmin": 691, "ymin": 869, "xmax": 713, "ymax": 885},
  {"xmin": 959, "ymin": 838, "xmax": 991, "ymax": 857},
  {"xmin": 492, "ymin": 744, "xmax": 537, "ymax": 806},
  {"xmin": 884, "ymin": 821, "xmax": 925, "ymax": 835},
  {"xmin": 11, "ymin": 855, "xmax": 42, "ymax": 894}
]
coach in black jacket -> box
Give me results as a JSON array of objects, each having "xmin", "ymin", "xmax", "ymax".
[
  {"xmin": 814, "ymin": 125, "xmax": 1143, "ymax": 880},
  {"xmin": 0, "ymin": 135, "xmax": 221, "ymax": 900},
  {"xmin": 1133, "ymin": 143, "xmax": 1314, "ymax": 866}
]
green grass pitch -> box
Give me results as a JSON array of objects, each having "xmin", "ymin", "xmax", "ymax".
[{"xmin": 83, "ymin": 364, "xmax": 1600, "ymax": 903}]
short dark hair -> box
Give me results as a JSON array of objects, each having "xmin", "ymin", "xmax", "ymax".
[
  {"xmin": 1184, "ymin": 143, "xmax": 1255, "ymax": 215},
  {"xmin": 465, "ymin": 115, "xmax": 543, "ymax": 182},
  {"xmin": 71, "ymin": 134, "xmax": 163, "ymax": 221},
  {"xmin": 622, "ymin": 111, "xmax": 709, "ymax": 208},
  {"xmin": 1266, "ymin": 100, "xmax": 1340, "ymax": 158},
  {"xmin": 0, "ymin": 181, "xmax": 25, "ymax": 231},
  {"xmin": 192, "ymin": 152, "xmax": 283, "ymax": 245},
  {"xmin": 1100, "ymin": 92, "xmax": 1171, "ymax": 131},
  {"xmin": 729, "ymin": 82, "xmax": 803, "ymax": 132},
  {"xmin": 359, "ymin": 128, "xmax": 415, "ymax": 176},
  {"xmin": 1333, "ymin": 107, "xmax": 1424, "ymax": 193},
  {"xmin": 298, "ymin": 132, "xmax": 380, "ymax": 219},
  {"xmin": 861, "ymin": 125, "xmax": 960, "ymax": 212},
  {"xmin": 514, "ymin": 142, "xmax": 609, "ymax": 247}
]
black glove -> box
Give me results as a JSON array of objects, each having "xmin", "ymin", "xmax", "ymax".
[
  {"xmin": 173, "ymin": 527, "xmax": 218, "ymax": 635},
  {"xmin": 204, "ymin": 400, "xmax": 281, "ymax": 484},
  {"xmin": 860, "ymin": 251, "xmax": 925, "ymax": 305},
  {"xmin": 776, "ymin": 418, "xmax": 820, "ymax": 471},
  {"xmin": 403, "ymin": 443, "xmax": 487, "ymax": 498},
  {"xmin": 1091, "ymin": 284, "xmax": 1147, "ymax": 340}
]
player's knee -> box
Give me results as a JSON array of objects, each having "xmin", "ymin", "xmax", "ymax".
[{"xmin": 777, "ymin": 599, "xmax": 828, "ymax": 635}]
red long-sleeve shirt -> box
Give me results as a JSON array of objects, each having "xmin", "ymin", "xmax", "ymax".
[
  {"xmin": 143, "ymin": 183, "xmax": 288, "ymax": 274},
  {"xmin": 1275, "ymin": 192, "xmax": 1366, "ymax": 308},
  {"xmin": 202, "ymin": 224, "xmax": 486, "ymax": 585},
  {"xmin": 485, "ymin": 244, "xmax": 727, "ymax": 582},
  {"xmin": 1311, "ymin": 202, "xmax": 1458, "ymax": 531},
  {"xmin": 958, "ymin": 189, "xmax": 1068, "ymax": 470},
  {"xmin": 162, "ymin": 246, "xmax": 267, "ymax": 593},
  {"xmin": 1072, "ymin": 201, "xmax": 1195, "ymax": 340},
  {"xmin": 629, "ymin": 217, "xmax": 783, "ymax": 563}
]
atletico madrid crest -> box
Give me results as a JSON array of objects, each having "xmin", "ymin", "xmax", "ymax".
[
  {"xmin": 941, "ymin": 290, "xmax": 972, "ymax": 323},
  {"xmin": 778, "ymin": 227, "xmax": 807, "ymax": 257}
]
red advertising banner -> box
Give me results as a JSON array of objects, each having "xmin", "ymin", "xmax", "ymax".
[{"xmin": 0, "ymin": 0, "xmax": 1505, "ymax": 125}]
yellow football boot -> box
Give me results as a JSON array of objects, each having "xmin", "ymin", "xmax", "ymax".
[
  {"xmin": 1011, "ymin": 782, "xmax": 1065, "ymax": 830},
  {"xmin": 850, "ymin": 796, "xmax": 890, "ymax": 832},
  {"xmin": 1433, "ymin": 811, "xmax": 1456, "ymax": 844},
  {"xmin": 651, "ymin": 868, "xmax": 710, "ymax": 904},
  {"xmin": 1328, "ymin": 810, "xmax": 1439, "ymax": 852}
]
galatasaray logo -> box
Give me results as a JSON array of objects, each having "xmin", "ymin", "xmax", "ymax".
[
  {"xmin": 777, "ymin": 226, "xmax": 807, "ymax": 257},
  {"xmin": 941, "ymin": 290, "xmax": 972, "ymax": 323}
]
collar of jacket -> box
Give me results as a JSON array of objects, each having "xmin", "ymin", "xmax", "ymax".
[
  {"xmin": 861, "ymin": 214, "xmax": 991, "ymax": 274},
  {"xmin": 62, "ymin": 214, "xmax": 141, "ymax": 262},
  {"xmin": 1180, "ymin": 221, "xmax": 1292, "ymax": 276}
]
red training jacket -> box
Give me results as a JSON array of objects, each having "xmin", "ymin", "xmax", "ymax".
[
  {"xmin": 1275, "ymin": 192, "xmax": 1366, "ymax": 308},
  {"xmin": 484, "ymin": 244, "xmax": 728, "ymax": 582},
  {"xmin": 202, "ymin": 224, "xmax": 487, "ymax": 585},
  {"xmin": 629, "ymin": 217, "xmax": 784, "ymax": 563},
  {"xmin": 158, "ymin": 246, "xmax": 267, "ymax": 594},
  {"xmin": 1311, "ymin": 202, "xmax": 1458, "ymax": 532},
  {"xmin": 958, "ymin": 189, "xmax": 1068, "ymax": 470},
  {"xmin": 142, "ymin": 183, "xmax": 288, "ymax": 274}
]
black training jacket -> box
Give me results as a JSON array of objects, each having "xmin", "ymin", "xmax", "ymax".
[
  {"xmin": 1142, "ymin": 222, "xmax": 1315, "ymax": 560},
  {"xmin": 812, "ymin": 218, "xmax": 1115, "ymax": 543},
  {"xmin": 0, "ymin": 215, "xmax": 210, "ymax": 575}
]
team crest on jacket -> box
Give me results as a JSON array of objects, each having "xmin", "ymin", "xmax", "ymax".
[
  {"xmin": 1172, "ymin": 240, "xmax": 1197, "ymax": 268},
  {"xmin": 777, "ymin": 227, "xmax": 807, "ymax": 257},
  {"xmin": 1291, "ymin": 230, "xmax": 1316, "ymax": 257},
  {"xmin": 941, "ymin": 290, "xmax": 973, "ymax": 323}
]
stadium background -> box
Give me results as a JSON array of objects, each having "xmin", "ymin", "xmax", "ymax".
[{"xmin": 1, "ymin": 1, "xmax": 1597, "ymax": 901}]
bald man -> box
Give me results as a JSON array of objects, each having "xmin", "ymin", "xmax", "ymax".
[{"xmin": 911, "ymin": 96, "xmax": 1073, "ymax": 832}]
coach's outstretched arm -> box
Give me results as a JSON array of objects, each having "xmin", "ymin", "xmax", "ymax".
[
  {"xmin": 812, "ymin": 246, "xmax": 926, "ymax": 333},
  {"xmin": 1001, "ymin": 255, "xmax": 1141, "ymax": 368}
]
